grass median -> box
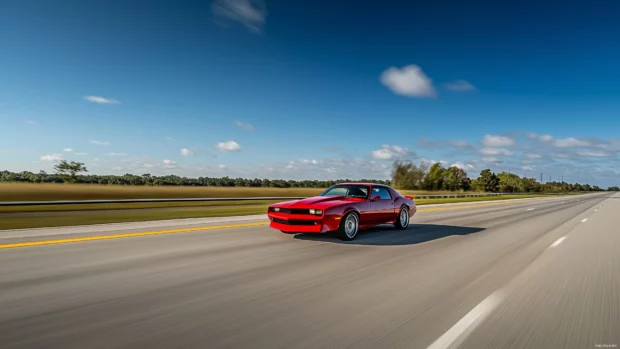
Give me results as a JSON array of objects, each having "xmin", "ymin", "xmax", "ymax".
[{"xmin": 0, "ymin": 193, "xmax": 553, "ymax": 230}]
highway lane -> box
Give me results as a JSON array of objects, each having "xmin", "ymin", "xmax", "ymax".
[{"xmin": 0, "ymin": 193, "xmax": 617, "ymax": 348}]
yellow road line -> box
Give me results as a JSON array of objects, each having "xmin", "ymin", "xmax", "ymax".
[
  {"xmin": 0, "ymin": 196, "xmax": 563, "ymax": 250},
  {"xmin": 0, "ymin": 222, "xmax": 269, "ymax": 249}
]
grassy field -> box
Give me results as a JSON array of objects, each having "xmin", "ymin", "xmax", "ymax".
[{"xmin": 0, "ymin": 183, "xmax": 467, "ymax": 202}]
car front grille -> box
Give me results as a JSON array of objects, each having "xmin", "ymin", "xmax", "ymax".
[
  {"xmin": 270, "ymin": 208, "xmax": 311, "ymax": 214},
  {"xmin": 272, "ymin": 218, "xmax": 318, "ymax": 226}
]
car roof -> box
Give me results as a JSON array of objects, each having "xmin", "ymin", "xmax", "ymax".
[{"xmin": 335, "ymin": 183, "xmax": 390, "ymax": 187}]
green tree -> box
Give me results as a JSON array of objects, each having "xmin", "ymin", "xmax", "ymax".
[
  {"xmin": 391, "ymin": 160, "xmax": 427, "ymax": 190},
  {"xmin": 497, "ymin": 172, "xmax": 524, "ymax": 193},
  {"xmin": 443, "ymin": 166, "xmax": 470, "ymax": 191},
  {"xmin": 53, "ymin": 160, "xmax": 87, "ymax": 183},
  {"xmin": 476, "ymin": 169, "xmax": 500, "ymax": 192},
  {"xmin": 423, "ymin": 162, "xmax": 446, "ymax": 190},
  {"xmin": 520, "ymin": 177, "xmax": 541, "ymax": 192}
]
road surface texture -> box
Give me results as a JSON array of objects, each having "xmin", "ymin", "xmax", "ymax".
[{"xmin": 1, "ymin": 193, "xmax": 618, "ymax": 349}]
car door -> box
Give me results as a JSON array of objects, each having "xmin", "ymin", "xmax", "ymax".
[{"xmin": 369, "ymin": 186, "xmax": 395, "ymax": 224}]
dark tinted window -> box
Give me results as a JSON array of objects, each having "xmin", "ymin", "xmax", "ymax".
[
  {"xmin": 320, "ymin": 185, "xmax": 369, "ymax": 198},
  {"xmin": 372, "ymin": 187, "xmax": 392, "ymax": 200}
]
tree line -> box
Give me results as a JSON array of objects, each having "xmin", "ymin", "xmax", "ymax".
[
  {"xmin": 391, "ymin": 160, "xmax": 608, "ymax": 192},
  {"xmin": 0, "ymin": 159, "xmax": 614, "ymax": 191},
  {"xmin": 0, "ymin": 161, "xmax": 390, "ymax": 188}
]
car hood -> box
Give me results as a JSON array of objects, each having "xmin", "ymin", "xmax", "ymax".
[{"xmin": 276, "ymin": 196, "xmax": 365, "ymax": 209}]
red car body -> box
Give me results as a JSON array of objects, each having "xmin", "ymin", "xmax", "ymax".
[{"xmin": 267, "ymin": 183, "xmax": 416, "ymax": 235}]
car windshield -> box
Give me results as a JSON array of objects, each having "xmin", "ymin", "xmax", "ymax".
[{"xmin": 319, "ymin": 185, "xmax": 369, "ymax": 198}]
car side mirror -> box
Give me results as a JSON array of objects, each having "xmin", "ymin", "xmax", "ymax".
[{"xmin": 371, "ymin": 195, "xmax": 380, "ymax": 202}]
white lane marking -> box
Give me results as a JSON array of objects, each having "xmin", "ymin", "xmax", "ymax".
[
  {"xmin": 426, "ymin": 291, "xmax": 504, "ymax": 349},
  {"xmin": 549, "ymin": 236, "xmax": 567, "ymax": 248},
  {"xmin": 594, "ymin": 209, "xmax": 598, "ymax": 212},
  {"xmin": 561, "ymin": 201, "xmax": 566, "ymax": 204},
  {"xmin": 581, "ymin": 218, "xmax": 588, "ymax": 223},
  {"xmin": 526, "ymin": 208, "xmax": 535, "ymax": 211}
]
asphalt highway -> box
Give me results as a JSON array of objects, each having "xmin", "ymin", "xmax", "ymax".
[{"xmin": 0, "ymin": 193, "xmax": 618, "ymax": 349}]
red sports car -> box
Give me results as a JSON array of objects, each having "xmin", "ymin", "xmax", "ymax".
[{"xmin": 267, "ymin": 183, "xmax": 416, "ymax": 241}]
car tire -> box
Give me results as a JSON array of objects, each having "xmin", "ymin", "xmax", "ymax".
[
  {"xmin": 394, "ymin": 206, "xmax": 409, "ymax": 230},
  {"xmin": 336, "ymin": 212, "xmax": 359, "ymax": 241}
]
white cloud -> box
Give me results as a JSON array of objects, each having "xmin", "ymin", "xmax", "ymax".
[
  {"xmin": 218, "ymin": 164, "xmax": 226, "ymax": 169},
  {"xmin": 216, "ymin": 140, "xmax": 241, "ymax": 152},
  {"xmin": 554, "ymin": 137, "xmax": 590, "ymax": 148},
  {"xmin": 83, "ymin": 96, "xmax": 119, "ymax": 104},
  {"xmin": 539, "ymin": 134, "xmax": 554, "ymax": 142},
  {"xmin": 74, "ymin": 152, "xmax": 88, "ymax": 156},
  {"xmin": 443, "ymin": 80, "xmax": 476, "ymax": 91},
  {"xmin": 165, "ymin": 136, "xmax": 175, "ymax": 141},
  {"xmin": 379, "ymin": 65, "xmax": 436, "ymax": 98},
  {"xmin": 525, "ymin": 153, "xmax": 542, "ymax": 159},
  {"xmin": 40, "ymin": 154, "xmax": 62, "ymax": 161},
  {"xmin": 234, "ymin": 120, "xmax": 255, "ymax": 131},
  {"xmin": 106, "ymin": 153, "xmax": 128, "ymax": 157},
  {"xmin": 111, "ymin": 167, "xmax": 122, "ymax": 171},
  {"xmin": 163, "ymin": 159, "xmax": 177, "ymax": 169},
  {"xmin": 63, "ymin": 148, "xmax": 73, "ymax": 152},
  {"xmin": 577, "ymin": 151, "xmax": 610, "ymax": 157},
  {"xmin": 479, "ymin": 148, "xmax": 513, "ymax": 156},
  {"xmin": 449, "ymin": 162, "xmax": 475, "ymax": 171},
  {"xmin": 483, "ymin": 135, "xmax": 515, "ymax": 147},
  {"xmin": 300, "ymin": 159, "xmax": 319, "ymax": 165},
  {"xmin": 450, "ymin": 162, "xmax": 465, "ymax": 170},
  {"xmin": 596, "ymin": 138, "xmax": 620, "ymax": 152},
  {"xmin": 25, "ymin": 120, "xmax": 38, "ymax": 125},
  {"xmin": 481, "ymin": 157, "xmax": 503, "ymax": 164},
  {"xmin": 527, "ymin": 133, "xmax": 554, "ymax": 142},
  {"xmin": 180, "ymin": 148, "xmax": 195, "ymax": 157},
  {"xmin": 90, "ymin": 140, "xmax": 110, "ymax": 146},
  {"xmin": 212, "ymin": 0, "xmax": 267, "ymax": 33},
  {"xmin": 522, "ymin": 166, "xmax": 535, "ymax": 171},
  {"xmin": 371, "ymin": 144, "xmax": 410, "ymax": 160}
]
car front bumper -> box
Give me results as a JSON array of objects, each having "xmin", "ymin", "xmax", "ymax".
[{"xmin": 267, "ymin": 213, "xmax": 340, "ymax": 233}]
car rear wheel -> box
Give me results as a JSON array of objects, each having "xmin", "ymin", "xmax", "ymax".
[
  {"xmin": 394, "ymin": 206, "xmax": 409, "ymax": 230},
  {"xmin": 336, "ymin": 212, "xmax": 359, "ymax": 241}
]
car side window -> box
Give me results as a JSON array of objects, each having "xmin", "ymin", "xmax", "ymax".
[{"xmin": 372, "ymin": 187, "xmax": 392, "ymax": 200}]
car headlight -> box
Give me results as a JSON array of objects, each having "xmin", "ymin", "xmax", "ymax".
[
  {"xmin": 273, "ymin": 207, "xmax": 280, "ymax": 212},
  {"xmin": 309, "ymin": 209, "xmax": 323, "ymax": 215}
]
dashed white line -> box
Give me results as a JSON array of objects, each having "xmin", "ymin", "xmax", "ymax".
[
  {"xmin": 426, "ymin": 291, "xmax": 504, "ymax": 349},
  {"xmin": 549, "ymin": 236, "xmax": 567, "ymax": 248},
  {"xmin": 561, "ymin": 201, "xmax": 566, "ymax": 204},
  {"xmin": 594, "ymin": 209, "xmax": 598, "ymax": 212},
  {"xmin": 526, "ymin": 208, "xmax": 535, "ymax": 211},
  {"xmin": 581, "ymin": 218, "xmax": 588, "ymax": 223}
]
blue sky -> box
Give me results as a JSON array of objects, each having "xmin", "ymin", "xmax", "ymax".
[{"xmin": 2, "ymin": 0, "xmax": 620, "ymax": 186}]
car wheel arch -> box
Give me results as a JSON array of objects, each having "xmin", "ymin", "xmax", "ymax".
[{"xmin": 342, "ymin": 207, "xmax": 360, "ymax": 216}]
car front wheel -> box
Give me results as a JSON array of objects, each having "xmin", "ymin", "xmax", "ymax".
[
  {"xmin": 336, "ymin": 212, "xmax": 359, "ymax": 241},
  {"xmin": 394, "ymin": 207, "xmax": 409, "ymax": 230}
]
